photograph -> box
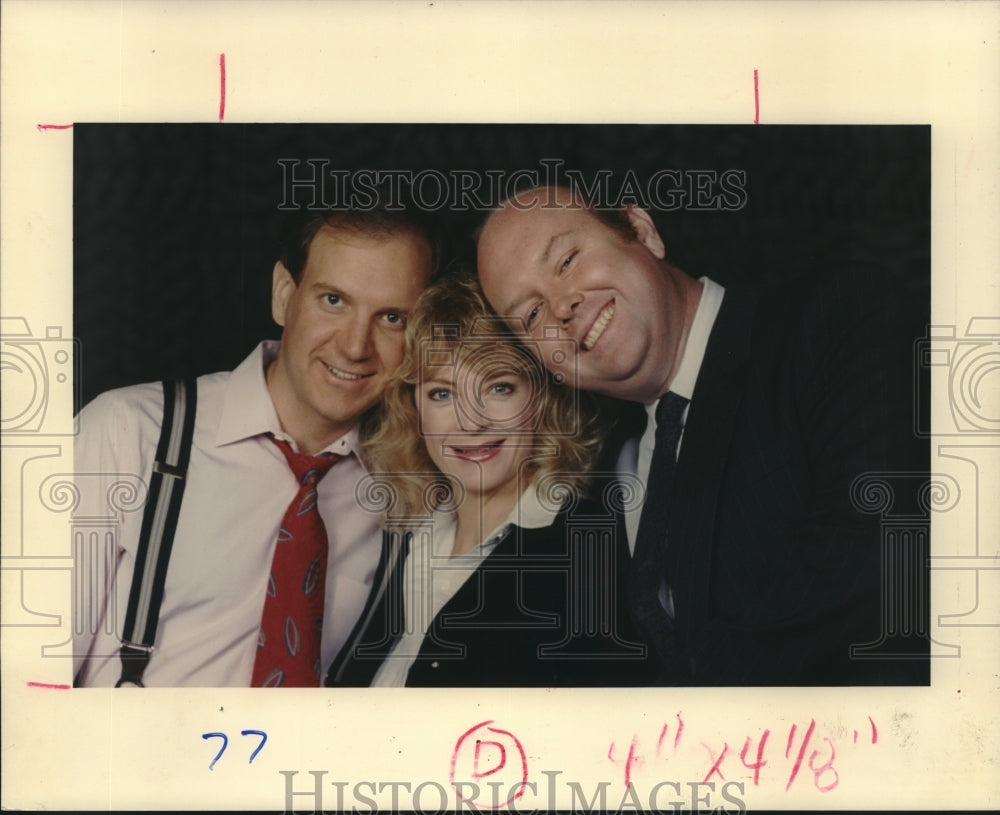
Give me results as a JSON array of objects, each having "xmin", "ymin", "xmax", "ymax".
[
  {"xmin": 70, "ymin": 124, "xmax": 932, "ymax": 692},
  {"xmin": 2, "ymin": 2, "xmax": 997, "ymax": 812}
]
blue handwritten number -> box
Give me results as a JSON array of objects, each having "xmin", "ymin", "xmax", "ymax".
[
  {"xmin": 202, "ymin": 730, "xmax": 268, "ymax": 769},
  {"xmin": 241, "ymin": 729, "xmax": 268, "ymax": 764},
  {"xmin": 202, "ymin": 732, "xmax": 228, "ymax": 771}
]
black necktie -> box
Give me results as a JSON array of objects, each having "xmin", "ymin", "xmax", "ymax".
[{"xmin": 629, "ymin": 391, "xmax": 689, "ymax": 665}]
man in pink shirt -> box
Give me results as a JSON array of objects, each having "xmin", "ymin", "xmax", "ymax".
[{"xmin": 73, "ymin": 201, "xmax": 434, "ymax": 687}]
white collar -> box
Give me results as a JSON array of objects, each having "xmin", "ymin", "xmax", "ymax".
[
  {"xmin": 215, "ymin": 340, "xmax": 361, "ymax": 456},
  {"xmin": 663, "ymin": 276, "xmax": 725, "ymax": 402},
  {"xmin": 430, "ymin": 482, "xmax": 559, "ymax": 556}
]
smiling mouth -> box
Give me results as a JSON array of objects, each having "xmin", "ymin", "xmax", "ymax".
[
  {"xmin": 582, "ymin": 300, "xmax": 615, "ymax": 351},
  {"xmin": 324, "ymin": 363, "xmax": 371, "ymax": 381},
  {"xmin": 448, "ymin": 439, "xmax": 505, "ymax": 462}
]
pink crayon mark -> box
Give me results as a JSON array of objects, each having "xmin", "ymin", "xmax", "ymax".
[
  {"xmin": 36, "ymin": 124, "xmax": 74, "ymax": 132},
  {"xmin": 656, "ymin": 723, "xmax": 669, "ymax": 756},
  {"xmin": 218, "ymin": 53, "xmax": 226, "ymax": 121},
  {"xmin": 473, "ymin": 739, "xmax": 506, "ymax": 778},
  {"xmin": 27, "ymin": 681, "xmax": 70, "ymax": 689},
  {"xmin": 702, "ymin": 742, "xmax": 729, "ymax": 783},
  {"xmin": 739, "ymin": 729, "xmax": 770, "ymax": 787},
  {"xmin": 809, "ymin": 736, "xmax": 839, "ymax": 793},
  {"xmin": 623, "ymin": 735, "xmax": 640, "ymax": 787},
  {"xmin": 608, "ymin": 735, "xmax": 642, "ymax": 788},
  {"xmin": 785, "ymin": 718, "xmax": 816, "ymax": 791},
  {"xmin": 753, "ymin": 69, "xmax": 760, "ymax": 124},
  {"xmin": 450, "ymin": 720, "xmax": 528, "ymax": 809},
  {"xmin": 868, "ymin": 716, "xmax": 878, "ymax": 744},
  {"xmin": 674, "ymin": 712, "xmax": 684, "ymax": 749},
  {"xmin": 785, "ymin": 723, "xmax": 797, "ymax": 759}
]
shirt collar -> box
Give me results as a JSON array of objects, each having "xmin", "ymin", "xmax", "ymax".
[
  {"xmin": 505, "ymin": 482, "xmax": 560, "ymax": 530},
  {"xmin": 215, "ymin": 340, "xmax": 362, "ymax": 456},
  {"xmin": 430, "ymin": 482, "xmax": 560, "ymax": 557},
  {"xmin": 659, "ymin": 276, "xmax": 725, "ymax": 402}
]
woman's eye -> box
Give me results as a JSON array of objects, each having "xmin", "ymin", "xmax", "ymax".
[
  {"xmin": 324, "ymin": 294, "xmax": 341, "ymax": 306},
  {"xmin": 490, "ymin": 381, "xmax": 515, "ymax": 396},
  {"xmin": 526, "ymin": 305, "xmax": 540, "ymax": 327},
  {"xmin": 560, "ymin": 251, "xmax": 576, "ymax": 271},
  {"xmin": 428, "ymin": 388, "xmax": 451, "ymax": 401}
]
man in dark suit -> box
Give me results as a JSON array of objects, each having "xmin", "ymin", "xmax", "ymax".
[{"xmin": 476, "ymin": 185, "xmax": 929, "ymax": 685}]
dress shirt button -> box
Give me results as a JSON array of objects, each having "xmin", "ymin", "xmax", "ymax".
[{"xmin": 431, "ymin": 661, "xmax": 440, "ymax": 669}]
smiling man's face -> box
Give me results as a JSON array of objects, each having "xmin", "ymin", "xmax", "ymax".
[
  {"xmin": 268, "ymin": 224, "xmax": 431, "ymax": 453},
  {"xmin": 477, "ymin": 187, "xmax": 691, "ymax": 404}
]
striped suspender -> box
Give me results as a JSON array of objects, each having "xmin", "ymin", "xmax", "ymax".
[
  {"xmin": 116, "ymin": 378, "xmax": 197, "ymax": 687},
  {"xmin": 325, "ymin": 530, "xmax": 409, "ymax": 687}
]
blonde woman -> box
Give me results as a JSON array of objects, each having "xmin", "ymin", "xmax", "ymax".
[{"xmin": 327, "ymin": 274, "xmax": 652, "ymax": 687}]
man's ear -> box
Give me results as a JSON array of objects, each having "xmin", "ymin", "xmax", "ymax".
[
  {"xmin": 271, "ymin": 261, "xmax": 295, "ymax": 327},
  {"xmin": 624, "ymin": 205, "xmax": 666, "ymax": 260}
]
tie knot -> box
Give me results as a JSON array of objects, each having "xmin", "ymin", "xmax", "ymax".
[
  {"xmin": 654, "ymin": 391, "xmax": 689, "ymax": 440},
  {"xmin": 271, "ymin": 436, "xmax": 341, "ymax": 484}
]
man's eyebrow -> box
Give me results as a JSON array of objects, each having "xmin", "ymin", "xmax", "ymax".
[
  {"xmin": 307, "ymin": 282, "xmax": 348, "ymax": 303},
  {"xmin": 536, "ymin": 228, "xmax": 578, "ymax": 266},
  {"xmin": 497, "ymin": 228, "xmax": 579, "ymax": 317},
  {"xmin": 308, "ymin": 281, "xmax": 341, "ymax": 293}
]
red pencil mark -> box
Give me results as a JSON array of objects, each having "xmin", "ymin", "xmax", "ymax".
[
  {"xmin": 608, "ymin": 735, "xmax": 642, "ymax": 788},
  {"xmin": 701, "ymin": 742, "xmax": 729, "ymax": 783},
  {"xmin": 739, "ymin": 729, "xmax": 770, "ymax": 787},
  {"xmin": 36, "ymin": 124, "xmax": 74, "ymax": 132},
  {"xmin": 623, "ymin": 736, "xmax": 639, "ymax": 787},
  {"xmin": 473, "ymin": 739, "xmax": 506, "ymax": 778},
  {"xmin": 218, "ymin": 53, "xmax": 226, "ymax": 121},
  {"xmin": 608, "ymin": 716, "xmax": 876, "ymax": 795},
  {"xmin": 450, "ymin": 720, "xmax": 528, "ymax": 809},
  {"xmin": 785, "ymin": 719, "xmax": 816, "ymax": 791},
  {"xmin": 27, "ymin": 681, "xmax": 71, "ymax": 689},
  {"xmin": 809, "ymin": 736, "xmax": 839, "ymax": 792},
  {"xmin": 656, "ymin": 723, "xmax": 669, "ymax": 756},
  {"xmin": 753, "ymin": 68, "xmax": 760, "ymax": 124}
]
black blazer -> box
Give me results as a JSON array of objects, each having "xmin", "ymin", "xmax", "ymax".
[
  {"xmin": 634, "ymin": 270, "xmax": 930, "ymax": 686},
  {"xmin": 327, "ymin": 487, "xmax": 657, "ymax": 687}
]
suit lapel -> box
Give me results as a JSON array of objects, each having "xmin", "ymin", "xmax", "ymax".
[
  {"xmin": 597, "ymin": 400, "xmax": 648, "ymax": 472},
  {"xmin": 668, "ymin": 286, "xmax": 758, "ymax": 634}
]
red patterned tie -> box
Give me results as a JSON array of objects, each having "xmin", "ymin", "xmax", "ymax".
[{"xmin": 251, "ymin": 437, "xmax": 341, "ymax": 687}]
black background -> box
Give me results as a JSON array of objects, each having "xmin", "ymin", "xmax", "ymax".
[{"xmin": 73, "ymin": 124, "xmax": 929, "ymax": 410}]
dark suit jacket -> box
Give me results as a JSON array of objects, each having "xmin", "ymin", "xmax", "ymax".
[
  {"xmin": 327, "ymin": 489, "xmax": 657, "ymax": 687},
  {"xmin": 628, "ymin": 269, "xmax": 930, "ymax": 686}
]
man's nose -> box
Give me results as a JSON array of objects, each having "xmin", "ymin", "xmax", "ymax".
[
  {"xmin": 340, "ymin": 315, "xmax": 374, "ymax": 360},
  {"xmin": 550, "ymin": 287, "xmax": 583, "ymax": 323}
]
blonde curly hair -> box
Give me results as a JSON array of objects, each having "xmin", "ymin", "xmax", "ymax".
[{"xmin": 362, "ymin": 272, "xmax": 606, "ymax": 519}]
